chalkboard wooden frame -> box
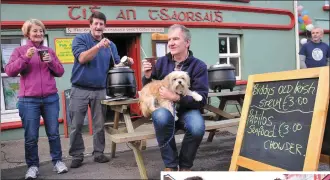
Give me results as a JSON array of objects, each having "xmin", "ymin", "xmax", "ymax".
[{"xmin": 230, "ymin": 67, "xmax": 329, "ymax": 171}]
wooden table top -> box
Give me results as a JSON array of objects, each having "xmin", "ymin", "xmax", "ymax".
[
  {"xmin": 101, "ymin": 98, "xmax": 139, "ymax": 106},
  {"xmin": 208, "ymin": 90, "xmax": 245, "ymax": 97}
]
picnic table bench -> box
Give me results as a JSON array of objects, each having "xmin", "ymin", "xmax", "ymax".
[{"xmin": 101, "ymin": 90, "xmax": 245, "ymax": 179}]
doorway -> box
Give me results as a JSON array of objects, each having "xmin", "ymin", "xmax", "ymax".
[
  {"xmin": 104, "ymin": 33, "xmax": 142, "ymax": 116},
  {"xmin": 105, "ymin": 33, "xmax": 132, "ymax": 58}
]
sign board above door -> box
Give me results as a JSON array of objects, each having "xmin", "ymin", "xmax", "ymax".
[{"xmin": 66, "ymin": 27, "xmax": 164, "ymax": 34}]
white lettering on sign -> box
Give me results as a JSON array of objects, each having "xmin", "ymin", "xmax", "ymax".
[{"xmin": 66, "ymin": 27, "xmax": 164, "ymax": 34}]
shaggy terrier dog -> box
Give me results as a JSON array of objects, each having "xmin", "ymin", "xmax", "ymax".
[{"xmin": 139, "ymin": 71, "xmax": 203, "ymax": 119}]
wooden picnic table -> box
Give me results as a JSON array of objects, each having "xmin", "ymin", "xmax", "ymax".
[
  {"xmin": 205, "ymin": 90, "xmax": 245, "ymax": 141},
  {"xmin": 101, "ymin": 89, "xmax": 245, "ymax": 179}
]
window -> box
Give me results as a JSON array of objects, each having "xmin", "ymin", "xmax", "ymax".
[
  {"xmin": 1, "ymin": 36, "xmax": 48, "ymax": 123},
  {"xmin": 218, "ymin": 35, "xmax": 241, "ymax": 80},
  {"xmin": 151, "ymin": 33, "xmax": 169, "ymax": 58},
  {"xmin": 154, "ymin": 42, "xmax": 169, "ymax": 58}
]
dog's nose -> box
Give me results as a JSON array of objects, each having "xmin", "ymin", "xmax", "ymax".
[{"xmin": 178, "ymin": 81, "xmax": 182, "ymax": 84}]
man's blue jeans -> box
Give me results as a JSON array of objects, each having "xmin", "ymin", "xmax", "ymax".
[
  {"xmin": 152, "ymin": 108, "xmax": 205, "ymax": 169},
  {"xmin": 18, "ymin": 93, "xmax": 63, "ymax": 167}
]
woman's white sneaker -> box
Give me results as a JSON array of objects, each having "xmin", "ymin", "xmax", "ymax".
[
  {"xmin": 53, "ymin": 161, "xmax": 68, "ymax": 174},
  {"xmin": 25, "ymin": 166, "xmax": 39, "ymax": 179}
]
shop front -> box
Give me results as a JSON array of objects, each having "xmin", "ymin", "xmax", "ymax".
[{"xmin": 1, "ymin": 0, "xmax": 297, "ymax": 139}]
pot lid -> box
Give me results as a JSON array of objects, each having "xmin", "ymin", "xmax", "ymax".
[
  {"xmin": 120, "ymin": 56, "xmax": 128, "ymax": 63},
  {"xmin": 208, "ymin": 62, "xmax": 235, "ymax": 70}
]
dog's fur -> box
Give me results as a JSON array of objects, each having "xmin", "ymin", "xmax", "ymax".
[{"xmin": 139, "ymin": 71, "xmax": 203, "ymax": 118}]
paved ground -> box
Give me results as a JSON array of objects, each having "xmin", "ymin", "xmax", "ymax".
[
  {"xmin": 1, "ymin": 130, "xmax": 237, "ymax": 179},
  {"xmin": 2, "ymin": 126, "xmax": 330, "ymax": 179}
]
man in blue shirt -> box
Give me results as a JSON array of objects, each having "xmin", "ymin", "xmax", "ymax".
[
  {"xmin": 142, "ymin": 24, "xmax": 209, "ymax": 171},
  {"xmin": 299, "ymin": 27, "xmax": 329, "ymax": 68},
  {"xmin": 69, "ymin": 11, "xmax": 133, "ymax": 168}
]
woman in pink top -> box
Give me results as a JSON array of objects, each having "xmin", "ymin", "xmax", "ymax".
[{"xmin": 5, "ymin": 19, "xmax": 68, "ymax": 179}]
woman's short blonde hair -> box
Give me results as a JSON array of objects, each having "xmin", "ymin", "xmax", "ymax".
[{"xmin": 21, "ymin": 19, "xmax": 46, "ymax": 37}]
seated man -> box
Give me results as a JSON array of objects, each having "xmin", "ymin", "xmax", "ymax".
[
  {"xmin": 299, "ymin": 26, "xmax": 329, "ymax": 68},
  {"xmin": 141, "ymin": 24, "xmax": 209, "ymax": 171}
]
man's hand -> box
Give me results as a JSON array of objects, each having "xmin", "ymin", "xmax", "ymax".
[
  {"xmin": 96, "ymin": 38, "xmax": 111, "ymax": 49},
  {"xmin": 78, "ymin": 38, "xmax": 111, "ymax": 64},
  {"xmin": 159, "ymin": 86, "xmax": 180, "ymax": 101},
  {"xmin": 128, "ymin": 57, "xmax": 134, "ymax": 65},
  {"xmin": 142, "ymin": 59, "xmax": 152, "ymax": 78}
]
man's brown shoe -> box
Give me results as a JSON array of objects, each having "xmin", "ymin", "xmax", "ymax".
[{"xmin": 164, "ymin": 167, "xmax": 178, "ymax": 171}]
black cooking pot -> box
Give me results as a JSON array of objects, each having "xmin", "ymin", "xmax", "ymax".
[
  {"xmin": 208, "ymin": 63, "xmax": 236, "ymax": 92},
  {"xmin": 106, "ymin": 67, "xmax": 137, "ymax": 98}
]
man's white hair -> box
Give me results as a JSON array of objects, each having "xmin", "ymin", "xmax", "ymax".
[
  {"xmin": 168, "ymin": 24, "xmax": 191, "ymax": 42},
  {"xmin": 312, "ymin": 26, "xmax": 324, "ymax": 34}
]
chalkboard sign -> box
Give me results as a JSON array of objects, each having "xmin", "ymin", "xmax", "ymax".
[
  {"xmin": 240, "ymin": 78, "xmax": 318, "ymax": 170},
  {"xmin": 230, "ymin": 67, "xmax": 329, "ymax": 171},
  {"xmin": 62, "ymin": 89, "xmax": 91, "ymax": 138},
  {"xmin": 321, "ymin": 107, "xmax": 330, "ymax": 156}
]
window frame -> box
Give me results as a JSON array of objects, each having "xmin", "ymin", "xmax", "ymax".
[
  {"xmin": 218, "ymin": 34, "xmax": 241, "ymax": 80},
  {"xmin": 1, "ymin": 35, "xmax": 48, "ymax": 122},
  {"xmin": 152, "ymin": 40, "xmax": 169, "ymax": 58},
  {"xmin": 151, "ymin": 33, "xmax": 169, "ymax": 59}
]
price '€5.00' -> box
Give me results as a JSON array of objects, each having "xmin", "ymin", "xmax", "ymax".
[{"xmin": 245, "ymin": 80, "xmax": 316, "ymax": 157}]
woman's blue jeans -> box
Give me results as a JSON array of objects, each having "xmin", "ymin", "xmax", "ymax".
[
  {"xmin": 18, "ymin": 93, "xmax": 63, "ymax": 167},
  {"xmin": 152, "ymin": 108, "xmax": 205, "ymax": 169}
]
